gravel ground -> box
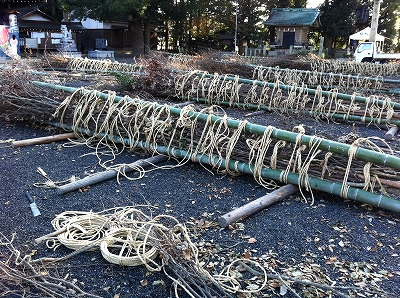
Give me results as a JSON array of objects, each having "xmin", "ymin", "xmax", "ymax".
[{"xmin": 0, "ymin": 55, "xmax": 399, "ymax": 298}]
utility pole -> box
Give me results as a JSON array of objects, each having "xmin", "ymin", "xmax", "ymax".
[
  {"xmin": 234, "ymin": 1, "xmax": 238, "ymax": 54},
  {"xmin": 369, "ymin": 0, "xmax": 382, "ymax": 42}
]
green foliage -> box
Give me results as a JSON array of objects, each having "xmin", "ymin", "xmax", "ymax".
[
  {"xmin": 110, "ymin": 72, "xmax": 137, "ymax": 91},
  {"xmin": 319, "ymin": 0, "xmax": 358, "ymax": 40},
  {"xmin": 379, "ymin": 0, "xmax": 400, "ymax": 52},
  {"xmin": 60, "ymin": 0, "xmax": 151, "ymax": 21},
  {"xmin": 38, "ymin": 0, "xmax": 64, "ymax": 21},
  {"xmin": 57, "ymin": 0, "xmax": 399, "ymax": 55}
]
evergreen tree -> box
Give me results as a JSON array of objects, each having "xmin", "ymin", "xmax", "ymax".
[
  {"xmin": 379, "ymin": 0, "xmax": 400, "ymax": 51},
  {"xmin": 319, "ymin": 0, "xmax": 358, "ymax": 56}
]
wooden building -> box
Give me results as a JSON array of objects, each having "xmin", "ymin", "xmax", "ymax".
[
  {"xmin": 12, "ymin": 7, "xmax": 85, "ymax": 51},
  {"xmin": 0, "ymin": 0, "xmax": 47, "ymax": 58},
  {"xmin": 264, "ymin": 8, "xmax": 321, "ymax": 49}
]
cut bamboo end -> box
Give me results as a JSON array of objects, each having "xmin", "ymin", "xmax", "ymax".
[{"xmin": 384, "ymin": 126, "xmax": 398, "ymax": 140}]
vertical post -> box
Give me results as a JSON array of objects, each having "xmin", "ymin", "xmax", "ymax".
[
  {"xmin": 319, "ymin": 36, "xmax": 324, "ymax": 57},
  {"xmin": 369, "ymin": 0, "xmax": 381, "ymax": 42},
  {"xmin": 234, "ymin": 1, "xmax": 238, "ymax": 54}
]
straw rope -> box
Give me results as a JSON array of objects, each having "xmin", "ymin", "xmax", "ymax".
[
  {"xmin": 252, "ymin": 65, "xmax": 391, "ymax": 94},
  {"xmin": 67, "ymin": 57, "xmax": 142, "ymax": 73},
  {"xmin": 310, "ymin": 59, "xmax": 399, "ymax": 77}
]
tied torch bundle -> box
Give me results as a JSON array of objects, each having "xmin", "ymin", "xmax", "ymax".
[{"xmin": 32, "ymin": 81, "xmax": 400, "ymax": 212}]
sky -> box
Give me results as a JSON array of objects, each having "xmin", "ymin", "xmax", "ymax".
[{"xmin": 306, "ymin": 0, "xmax": 324, "ymax": 8}]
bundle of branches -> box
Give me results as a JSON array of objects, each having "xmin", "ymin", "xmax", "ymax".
[
  {"xmin": 184, "ymin": 51, "xmax": 255, "ymax": 78},
  {"xmin": 0, "ymin": 232, "xmax": 102, "ymax": 298},
  {"xmin": 174, "ymin": 71, "xmax": 400, "ymax": 128},
  {"xmin": 0, "ymin": 64, "xmax": 65, "ymax": 122},
  {"xmin": 220, "ymin": 53, "xmax": 317, "ymax": 71},
  {"xmin": 34, "ymin": 82, "xmax": 400, "ymax": 210},
  {"xmin": 40, "ymin": 53, "xmax": 72, "ymax": 69}
]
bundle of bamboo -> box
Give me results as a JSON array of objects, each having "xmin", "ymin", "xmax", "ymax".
[{"xmin": 32, "ymin": 81, "xmax": 400, "ymax": 212}]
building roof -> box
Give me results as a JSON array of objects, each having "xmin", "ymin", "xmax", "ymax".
[
  {"xmin": 18, "ymin": 21, "xmax": 86, "ymax": 32},
  {"xmin": 7, "ymin": 7, "xmax": 86, "ymax": 32},
  {"xmin": 9, "ymin": 6, "xmax": 56, "ymax": 21},
  {"xmin": 264, "ymin": 8, "xmax": 320, "ymax": 27},
  {"xmin": 349, "ymin": 27, "xmax": 385, "ymax": 42}
]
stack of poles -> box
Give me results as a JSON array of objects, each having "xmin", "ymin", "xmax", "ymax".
[{"xmin": 33, "ymin": 81, "xmax": 400, "ymax": 213}]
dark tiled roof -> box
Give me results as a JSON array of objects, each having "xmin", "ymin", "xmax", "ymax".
[
  {"xmin": 264, "ymin": 8, "xmax": 320, "ymax": 26},
  {"xmin": 18, "ymin": 21, "xmax": 86, "ymax": 32},
  {"xmin": 9, "ymin": 6, "xmax": 57, "ymax": 21}
]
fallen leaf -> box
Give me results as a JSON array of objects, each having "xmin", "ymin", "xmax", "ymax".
[
  {"xmin": 248, "ymin": 237, "xmax": 257, "ymax": 244},
  {"xmin": 152, "ymin": 280, "xmax": 165, "ymax": 286},
  {"xmin": 280, "ymin": 285, "xmax": 287, "ymax": 295}
]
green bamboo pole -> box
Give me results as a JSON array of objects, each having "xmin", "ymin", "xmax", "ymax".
[
  {"xmin": 49, "ymin": 122, "xmax": 400, "ymax": 213},
  {"xmin": 192, "ymin": 72, "xmax": 400, "ymax": 110},
  {"xmin": 32, "ymin": 81, "xmax": 400, "ymax": 172},
  {"xmin": 179, "ymin": 95, "xmax": 400, "ymax": 127}
]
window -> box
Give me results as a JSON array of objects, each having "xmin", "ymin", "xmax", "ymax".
[{"xmin": 357, "ymin": 43, "xmax": 372, "ymax": 53}]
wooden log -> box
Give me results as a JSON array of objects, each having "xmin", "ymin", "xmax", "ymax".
[
  {"xmin": 384, "ymin": 126, "xmax": 398, "ymax": 140},
  {"xmin": 57, "ymin": 155, "xmax": 168, "ymax": 194},
  {"xmin": 174, "ymin": 101, "xmax": 195, "ymax": 107},
  {"xmin": 218, "ymin": 184, "xmax": 298, "ymax": 228},
  {"xmin": 356, "ymin": 173, "xmax": 400, "ymax": 189},
  {"xmin": 35, "ymin": 227, "xmax": 67, "ymax": 244},
  {"xmin": 242, "ymin": 110, "xmax": 265, "ymax": 119},
  {"xmin": 12, "ymin": 132, "xmax": 76, "ymax": 148}
]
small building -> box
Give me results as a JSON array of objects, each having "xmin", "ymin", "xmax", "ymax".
[
  {"xmin": 14, "ymin": 7, "xmax": 85, "ymax": 51},
  {"xmin": 74, "ymin": 17, "xmax": 158, "ymax": 53},
  {"xmin": 0, "ymin": 0, "xmax": 47, "ymax": 59},
  {"xmin": 264, "ymin": 8, "xmax": 321, "ymax": 49}
]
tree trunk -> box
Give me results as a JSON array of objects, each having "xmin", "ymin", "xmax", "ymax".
[
  {"xmin": 324, "ymin": 35, "xmax": 333, "ymax": 57},
  {"xmin": 143, "ymin": 20, "xmax": 150, "ymax": 55},
  {"xmin": 129, "ymin": 19, "xmax": 144, "ymax": 57},
  {"xmin": 164, "ymin": 20, "xmax": 169, "ymax": 51}
]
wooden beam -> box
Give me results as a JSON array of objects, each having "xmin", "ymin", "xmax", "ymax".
[
  {"xmin": 12, "ymin": 132, "xmax": 76, "ymax": 148},
  {"xmin": 218, "ymin": 184, "xmax": 298, "ymax": 228},
  {"xmin": 57, "ymin": 155, "xmax": 168, "ymax": 194}
]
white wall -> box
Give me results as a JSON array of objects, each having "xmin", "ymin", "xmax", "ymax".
[{"xmin": 81, "ymin": 18, "xmax": 105, "ymax": 29}]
